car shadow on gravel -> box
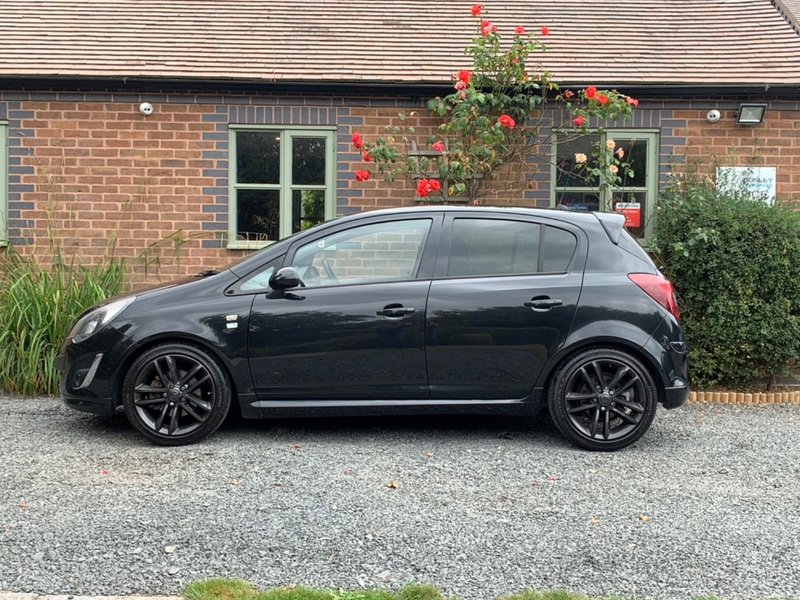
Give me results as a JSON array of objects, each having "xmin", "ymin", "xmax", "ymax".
[
  {"xmin": 57, "ymin": 400, "xmax": 568, "ymax": 447},
  {"xmin": 217, "ymin": 406, "xmax": 566, "ymax": 445}
]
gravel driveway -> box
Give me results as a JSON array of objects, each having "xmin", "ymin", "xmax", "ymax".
[{"xmin": 1, "ymin": 395, "xmax": 799, "ymax": 600}]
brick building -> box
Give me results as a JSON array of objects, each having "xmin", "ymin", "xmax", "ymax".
[{"xmin": 1, "ymin": 0, "xmax": 800, "ymax": 282}]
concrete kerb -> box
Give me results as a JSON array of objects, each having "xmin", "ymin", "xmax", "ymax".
[{"xmin": 0, "ymin": 594, "xmax": 181, "ymax": 600}]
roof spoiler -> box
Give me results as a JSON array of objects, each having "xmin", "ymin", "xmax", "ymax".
[{"xmin": 595, "ymin": 212, "xmax": 626, "ymax": 245}]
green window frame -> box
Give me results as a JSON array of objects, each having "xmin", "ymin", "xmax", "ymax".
[
  {"xmin": 0, "ymin": 121, "xmax": 7, "ymax": 246},
  {"xmin": 551, "ymin": 130, "xmax": 659, "ymax": 239},
  {"xmin": 228, "ymin": 126, "xmax": 337, "ymax": 250}
]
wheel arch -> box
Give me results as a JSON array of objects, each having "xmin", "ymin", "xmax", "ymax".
[
  {"xmin": 538, "ymin": 337, "xmax": 667, "ymax": 406},
  {"xmin": 112, "ymin": 333, "xmax": 243, "ymax": 409}
]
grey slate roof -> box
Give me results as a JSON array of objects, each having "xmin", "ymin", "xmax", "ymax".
[{"xmin": 1, "ymin": 0, "xmax": 799, "ymax": 87}]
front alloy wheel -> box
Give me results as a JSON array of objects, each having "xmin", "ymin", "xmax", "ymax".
[
  {"xmin": 122, "ymin": 343, "xmax": 231, "ymax": 446},
  {"xmin": 548, "ymin": 347, "xmax": 658, "ymax": 451}
]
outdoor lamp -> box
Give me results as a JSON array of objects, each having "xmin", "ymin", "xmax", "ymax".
[{"xmin": 736, "ymin": 103, "xmax": 767, "ymax": 124}]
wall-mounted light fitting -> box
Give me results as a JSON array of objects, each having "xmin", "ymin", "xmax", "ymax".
[
  {"xmin": 736, "ymin": 103, "xmax": 767, "ymax": 125},
  {"xmin": 139, "ymin": 102, "xmax": 154, "ymax": 116}
]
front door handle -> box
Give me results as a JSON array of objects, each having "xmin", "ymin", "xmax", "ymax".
[
  {"xmin": 524, "ymin": 296, "xmax": 563, "ymax": 311},
  {"xmin": 376, "ymin": 304, "xmax": 416, "ymax": 318}
]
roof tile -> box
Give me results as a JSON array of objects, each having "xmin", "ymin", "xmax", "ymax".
[{"xmin": 0, "ymin": 0, "xmax": 799, "ymax": 86}]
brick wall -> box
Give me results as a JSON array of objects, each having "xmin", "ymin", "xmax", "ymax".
[
  {"xmin": 2, "ymin": 90, "xmax": 799, "ymax": 285},
  {"xmin": 672, "ymin": 102, "xmax": 800, "ymax": 202}
]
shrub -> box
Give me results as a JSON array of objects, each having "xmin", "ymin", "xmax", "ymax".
[
  {"xmin": 651, "ymin": 172, "xmax": 800, "ymax": 388},
  {"xmin": 0, "ymin": 246, "xmax": 125, "ymax": 396}
]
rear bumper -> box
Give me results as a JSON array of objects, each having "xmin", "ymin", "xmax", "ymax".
[
  {"xmin": 663, "ymin": 382, "xmax": 690, "ymax": 409},
  {"xmin": 663, "ymin": 339, "xmax": 689, "ymax": 408}
]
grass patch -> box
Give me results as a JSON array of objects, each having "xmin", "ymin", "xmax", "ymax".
[
  {"xmin": 183, "ymin": 579, "xmax": 617, "ymax": 600},
  {"xmin": 184, "ymin": 579, "xmax": 781, "ymax": 600}
]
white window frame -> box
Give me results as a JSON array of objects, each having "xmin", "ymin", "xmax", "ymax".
[
  {"xmin": 551, "ymin": 129, "xmax": 659, "ymax": 239},
  {"xmin": 0, "ymin": 121, "xmax": 7, "ymax": 246},
  {"xmin": 228, "ymin": 125, "xmax": 337, "ymax": 250}
]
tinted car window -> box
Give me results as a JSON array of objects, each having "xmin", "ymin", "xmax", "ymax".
[
  {"xmin": 448, "ymin": 219, "xmax": 541, "ymax": 277},
  {"xmin": 542, "ymin": 226, "xmax": 577, "ymax": 272},
  {"xmin": 292, "ymin": 219, "xmax": 432, "ymax": 287}
]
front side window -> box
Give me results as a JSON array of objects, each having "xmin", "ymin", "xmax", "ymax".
[
  {"xmin": 229, "ymin": 127, "xmax": 336, "ymax": 249},
  {"xmin": 553, "ymin": 131, "xmax": 658, "ymax": 239},
  {"xmin": 1, "ymin": 121, "xmax": 7, "ymax": 245},
  {"xmin": 447, "ymin": 218, "xmax": 577, "ymax": 277},
  {"xmin": 292, "ymin": 219, "xmax": 433, "ymax": 288}
]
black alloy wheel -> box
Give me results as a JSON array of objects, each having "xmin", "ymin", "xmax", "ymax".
[
  {"xmin": 122, "ymin": 343, "xmax": 231, "ymax": 446},
  {"xmin": 548, "ymin": 347, "xmax": 658, "ymax": 451}
]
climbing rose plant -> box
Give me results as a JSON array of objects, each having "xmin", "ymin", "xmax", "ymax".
[{"xmin": 350, "ymin": 4, "xmax": 638, "ymax": 201}]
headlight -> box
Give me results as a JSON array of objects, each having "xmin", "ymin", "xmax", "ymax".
[{"xmin": 68, "ymin": 296, "xmax": 136, "ymax": 344}]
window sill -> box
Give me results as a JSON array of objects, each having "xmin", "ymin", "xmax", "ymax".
[{"xmin": 227, "ymin": 240, "xmax": 276, "ymax": 251}]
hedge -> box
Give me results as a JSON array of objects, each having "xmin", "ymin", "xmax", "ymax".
[{"xmin": 651, "ymin": 173, "xmax": 800, "ymax": 388}]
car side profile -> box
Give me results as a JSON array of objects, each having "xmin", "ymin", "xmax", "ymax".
[{"xmin": 56, "ymin": 206, "xmax": 688, "ymax": 450}]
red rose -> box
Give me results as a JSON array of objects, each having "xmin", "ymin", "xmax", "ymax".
[
  {"xmin": 458, "ymin": 70, "xmax": 471, "ymax": 84},
  {"xmin": 572, "ymin": 115, "xmax": 585, "ymax": 127},
  {"xmin": 626, "ymin": 96, "xmax": 639, "ymax": 106},
  {"xmin": 498, "ymin": 114, "xmax": 515, "ymax": 128},
  {"xmin": 416, "ymin": 179, "xmax": 430, "ymax": 197},
  {"xmin": 351, "ymin": 132, "xmax": 364, "ymax": 149},
  {"xmin": 432, "ymin": 141, "xmax": 445, "ymax": 152},
  {"xmin": 596, "ymin": 93, "xmax": 609, "ymax": 105},
  {"xmin": 584, "ymin": 86, "xmax": 597, "ymax": 99},
  {"xmin": 416, "ymin": 178, "xmax": 441, "ymax": 197},
  {"xmin": 540, "ymin": 26, "xmax": 549, "ymax": 36},
  {"xmin": 514, "ymin": 26, "xmax": 525, "ymax": 35},
  {"xmin": 361, "ymin": 150, "xmax": 372, "ymax": 162},
  {"xmin": 454, "ymin": 80, "xmax": 467, "ymax": 91},
  {"xmin": 354, "ymin": 170, "xmax": 370, "ymax": 182},
  {"xmin": 471, "ymin": 4, "xmax": 481, "ymax": 16}
]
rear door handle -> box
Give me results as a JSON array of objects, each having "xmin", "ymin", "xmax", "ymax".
[
  {"xmin": 376, "ymin": 304, "xmax": 416, "ymax": 318},
  {"xmin": 524, "ymin": 296, "xmax": 563, "ymax": 311}
]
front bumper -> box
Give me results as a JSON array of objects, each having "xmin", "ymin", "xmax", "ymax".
[
  {"xmin": 56, "ymin": 326, "xmax": 137, "ymax": 416},
  {"xmin": 62, "ymin": 394, "xmax": 118, "ymax": 415}
]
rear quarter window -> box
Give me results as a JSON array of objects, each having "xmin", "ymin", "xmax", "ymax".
[{"xmin": 541, "ymin": 225, "xmax": 577, "ymax": 272}]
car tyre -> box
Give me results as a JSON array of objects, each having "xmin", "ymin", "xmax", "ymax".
[
  {"xmin": 547, "ymin": 347, "xmax": 658, "ymax": 451},
  {"xmin": 122, "ymin": 343, "xmax": 231, "ymax": 446}
]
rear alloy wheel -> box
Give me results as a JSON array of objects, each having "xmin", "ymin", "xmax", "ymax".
[
  {"xmin": 122, "ymin": 343, "xmax": 231, "ymax": 446},
  {"xmin": 548, "ymin": 347, "xmax": 658, "ymax": 451}
]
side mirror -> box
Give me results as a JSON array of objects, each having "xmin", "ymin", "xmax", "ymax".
[{"xmin": 269, "ymin": 267, "xmax": 302, "ymax": 290}]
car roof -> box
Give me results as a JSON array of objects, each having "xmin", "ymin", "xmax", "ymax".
[
  {"xmin": 340, "ymin": 205, "xmax": 624, "ymax": 234},
  {"xmin": 342, "ymin": 204, "xmax": 601, "ymax": 222}
]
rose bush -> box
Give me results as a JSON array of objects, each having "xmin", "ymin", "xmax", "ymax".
[{"xmin": 351, "ymin": 4, "xmax": 638, "ymax": 202}]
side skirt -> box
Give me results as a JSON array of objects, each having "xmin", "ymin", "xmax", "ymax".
[{"xmin": 238, "ymin": 390, "xmax": 544, "ymax": 419}]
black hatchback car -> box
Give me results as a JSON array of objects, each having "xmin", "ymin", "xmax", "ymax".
[{"xmin": 57, "ymin": 206, "xmax": 688, "ymax": 450}]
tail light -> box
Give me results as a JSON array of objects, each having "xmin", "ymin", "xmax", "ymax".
[{"xmin": 628, "ymin": 273, "xmax": 680, "ymax": 320}]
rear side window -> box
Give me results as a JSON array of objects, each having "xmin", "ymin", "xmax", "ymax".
[
  {"xmin": 447, "ymin": 218, "xmax": 577, "ymax": 277},
  {"xmin": 542, "ymin": 226, "xmax": 578, "ymax": 272}
]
